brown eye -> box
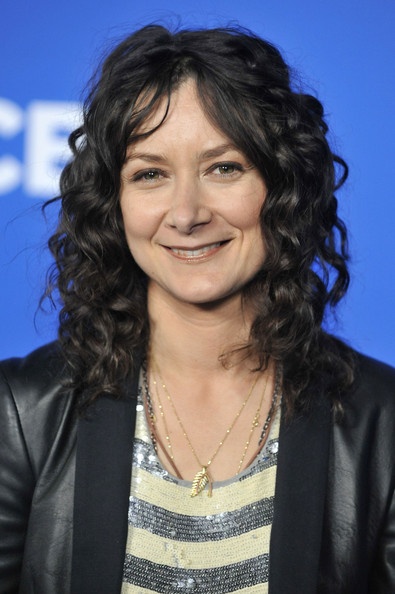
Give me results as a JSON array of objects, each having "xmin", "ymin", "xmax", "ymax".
[
  {"xmin": 211, "ymin": 162, "xmax": 244, "ymax": 177},
  {"xmin": 218, "ymin": 164, "xmax": 236, "ymax": 175},
  {"xmin": 132, "ymin": 169, "xmax": 163, "ymax": 182},
  {"xmin": 142, "ymin": 170, "xmax": 160, "ymax": 181}
]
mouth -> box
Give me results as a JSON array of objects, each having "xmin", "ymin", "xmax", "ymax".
[{"xmin": 164, "ymin": 241, "xmax": 228, "ymax": 260}]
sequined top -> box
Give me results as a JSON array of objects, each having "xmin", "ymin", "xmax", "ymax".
[{"xmin": 121, "ymin": 380, "xmax": 280, "ymax": 594}]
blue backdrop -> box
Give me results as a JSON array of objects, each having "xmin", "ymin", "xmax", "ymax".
[{"xmin": 1, "ymin": 0, "xmax": 394, "ymax": 365}]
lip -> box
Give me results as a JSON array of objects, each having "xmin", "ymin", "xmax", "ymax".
[{"xmin": 163, "ymin": 241, "xmax": 229, "ymax": 260}]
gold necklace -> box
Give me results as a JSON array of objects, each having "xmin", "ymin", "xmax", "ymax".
[
  {"xmin": 237, "ymin": 371, "xmax": 269, "ymax": 473},
  {"xmin": 152, "ymin": 369, "xmax": 176, "ymax": 462},
  {"xmin": 143, "ymin": 364, "xmax": 183, "ymax": 479},
  {"xmin": 151, "ymin": 357, "xmax": 261, "ymax": 497}
]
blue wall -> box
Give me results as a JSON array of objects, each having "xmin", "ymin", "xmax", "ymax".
[{"xmin": 1, "ymin": 0, "xmax": 394, "ymax": 365}]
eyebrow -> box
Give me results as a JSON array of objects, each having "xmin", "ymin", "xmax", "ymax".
[
  {"xmin": 198, "ymin": 143, "xmax": 239, "ymax": 160},
  {"xmin": 124, "ymin": 143, "xmax": 240, "ymax": 164},
  {"xmin": 124, "ymin": 152, "xmax": 167, "ymax": 165}
]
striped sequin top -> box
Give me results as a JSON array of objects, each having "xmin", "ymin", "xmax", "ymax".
[{"xmin": 121, "ymin": 379, "xmax": 281, "ymax": 593}]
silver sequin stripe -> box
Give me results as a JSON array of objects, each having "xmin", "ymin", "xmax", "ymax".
[
  {"xmin": 133, "ymin": 438, "xmax": 174, "ymax": 482},
  {"xmin": 123, "ymin": 553, "xmax": 269, "ymax": 592},
  {"xmin": 132, "ymin": 438, "xmax": 279, "ymax": 486},
  {"xmin": 127, "ymin": 495, "xmax": 275, "ymax": 541}
]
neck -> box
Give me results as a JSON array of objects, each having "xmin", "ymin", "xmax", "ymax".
[
  {"xmin": 147, "ymin": 284, "xmax": 255, "ymax": 374},
  {"xmin": 145, "ymin": 284, "xmax": 276, "ymax": 485}
]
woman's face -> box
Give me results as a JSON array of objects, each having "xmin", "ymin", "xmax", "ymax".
[{"xmin": 120, "ymin": 80, "xmax": 267, "ymax": 309}]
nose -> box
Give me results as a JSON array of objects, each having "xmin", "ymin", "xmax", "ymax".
[{"xmin": 165, "ymin": 179, "xmax": 212, "ymax": 234}]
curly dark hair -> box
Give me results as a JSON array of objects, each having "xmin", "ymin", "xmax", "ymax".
[{"xmin": 44, "ymin": 24, "xmax": 355, "ymax": 413}]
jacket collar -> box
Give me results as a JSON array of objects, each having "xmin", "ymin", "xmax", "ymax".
[
  {"xmin": 269, "ymin": 392, "xmax": 331, "ymax": 593},
  {"xmin": 71, "ymin": 369, "xmax": 331, "ymax": 594},
  {"xmin": 71, "ymin": 372, "xmax": 140, "ymax": 594}
]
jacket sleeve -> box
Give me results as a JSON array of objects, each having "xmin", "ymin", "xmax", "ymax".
[
  {"xmin": 0, "ymin": 363, "xmax": 35, "ymax": 594},
  {"xmin": 359, "ymin": 355, "xmax": 395, "ymax": 593},
  {"xmin": 369, "ymin": 478, "xmax": 395, "ymax": 592},
  {"xmin": 367, "ymin": 358, "xmax": 395, "ymax": 593}
]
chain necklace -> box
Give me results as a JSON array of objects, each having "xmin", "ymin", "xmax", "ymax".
[
  {"xmin": 143, "ymin": 363, "xmax": 184, "ymax": 479},
  {"xmin": 150, "ymin": 357, "xmax": 269, "ymax": 497},
  {"xmin": 237, "ymin": 373, "xmax": 269, "ymax": 474},
  {"xmin": 238, "ymin": 365, "xmax": 280, "ymax": 472}
]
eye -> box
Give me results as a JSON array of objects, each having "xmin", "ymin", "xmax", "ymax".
[
  {"xmin": 132, "ymin": 169, "xmax": 163, "ymax": 182},
  {"xmin": 211, "ymin": 162, "xmax": 244, "ymax": 177},
  {"xmin": 218, "ymin": 164, "xmax": 236, "ymax": 174}
]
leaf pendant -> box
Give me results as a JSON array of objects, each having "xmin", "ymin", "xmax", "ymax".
[{"xmin": 191, "ymin": 466, "xmax": 212, "ymax": 497}]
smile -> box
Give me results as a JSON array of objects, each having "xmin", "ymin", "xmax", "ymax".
[{"xmin": 166, "ymin": 242, "xmax": 226, "ymax": 259}]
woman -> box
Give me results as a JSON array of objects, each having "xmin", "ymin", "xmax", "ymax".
[{"xmin": 1, "ymin": 24, "xmax": 394, "ymax": 594}]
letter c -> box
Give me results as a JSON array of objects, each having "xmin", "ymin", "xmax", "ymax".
[{"xmin": 0, "ymin": 98, "xmax": 24, "ymax": 194}]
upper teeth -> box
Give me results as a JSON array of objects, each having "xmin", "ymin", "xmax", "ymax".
[{"xmin": 170, "ymin": 243, "xmax": 221, "ymax": 257}]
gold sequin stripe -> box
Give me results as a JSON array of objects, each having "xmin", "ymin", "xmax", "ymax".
[
  {"xmin": 124, "ymin": 524, "xmax": 272, "ymax": 569},
  {"xmin": 130, "ymin": 460, "xmax": 279, "ymax": 516}
]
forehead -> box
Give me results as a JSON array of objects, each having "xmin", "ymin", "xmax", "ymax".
[
  {"xmin": 137, "ymin": 80, "xmax": 204, "ymax": 128},
  {"xmin": 129, "ymin": 80, "xmax": 235, "ymax": 154}
]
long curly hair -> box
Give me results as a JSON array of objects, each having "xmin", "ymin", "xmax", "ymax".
[{"xmin": 45, "ymin": 24, "xmax": 355, "ymax": 412}]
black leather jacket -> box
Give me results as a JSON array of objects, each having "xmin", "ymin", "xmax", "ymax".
[{"xmin": 1, "ymin": 342, "xmax": 395, "ymax": 593}]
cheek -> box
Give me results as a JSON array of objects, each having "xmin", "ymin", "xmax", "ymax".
[
  {"xmin": 227, "ymin": 198, "xmax": 264, "ymax": 235},
  {"xmin": 227, "ymin": 182, "xmax": 266, "ymax": 228},
  {"xmin": 120, "ymin": 202, "xmax": 157, "ymax": 246},
  {"xmin": 237, "ymin": 199, "xmax": 266, "ymax": 259}
]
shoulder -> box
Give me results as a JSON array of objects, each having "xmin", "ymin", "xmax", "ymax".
[
  {"xmin": 0, "ymin": 341, "xmax": 66, "ymax": 393},
  {"xmin": 0, "ymin": 341, "xmax": 71, "ymax": 414},
  {"xmin": 351, "ymin": 351, "xmax": 395, "ymax": 406},
  {"xmin": 337, "ymin": 350, "xmax": 395, "ymax": 439},
  {"xmin": 0, "ymin": 339, "xmax": 72, "ymax": 420}
]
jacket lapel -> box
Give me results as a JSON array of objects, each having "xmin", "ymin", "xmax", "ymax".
[
  {"xmin": 71, "ymin": 371, "xmax": 140, "ymax": 594},
  {"xmin": 269, "ymin": 392, "xmax": 332, "ymax": 594}
]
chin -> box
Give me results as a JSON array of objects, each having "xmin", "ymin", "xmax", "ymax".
[
  {"xmin": 149, "ymin": 277, "xmax": 245, "ymax": 308},
  {"xmin": 175, "ymin": 288, "xmax": 242, "ymax": 308}
]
